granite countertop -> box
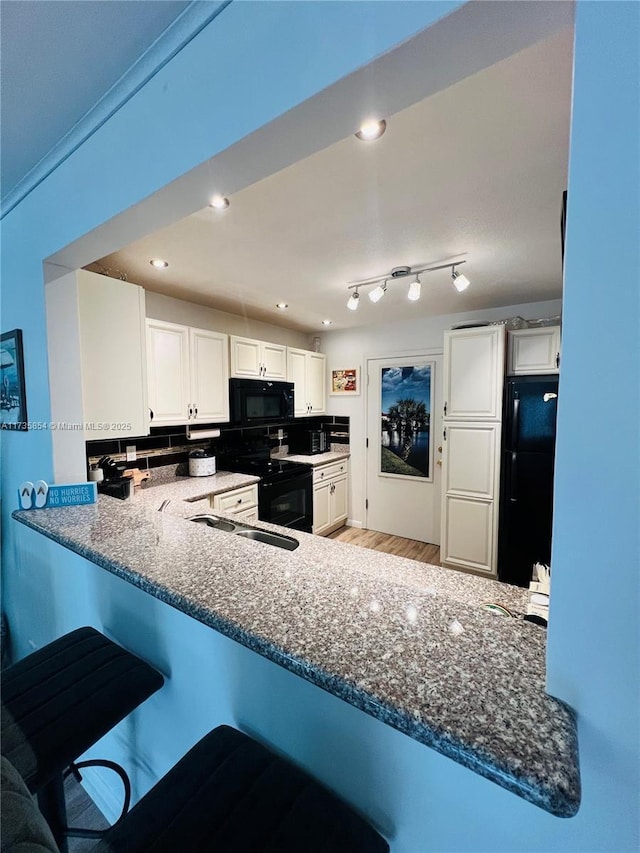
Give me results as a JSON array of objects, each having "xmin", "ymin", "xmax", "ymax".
[
  {"xmin": 134, "ymin": 470, "xmax": 260, "ymax": 508},
  {"xmin": 280, "ymin": 451, "xmax": 350, "ymax": 467},
  {"xmin": 12, "ymin": 485, "xmax": 580, "ymax": 818}
]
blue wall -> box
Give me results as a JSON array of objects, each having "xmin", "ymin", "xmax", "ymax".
[{"xmin": 2, "ymin": 2, "xmax": 638, "ymax": 850}]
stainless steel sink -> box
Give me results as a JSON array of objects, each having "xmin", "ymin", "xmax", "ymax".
[
  {"xmin": 189, "ymin": 514, "xmax": 238, "ymax": 532},
  {"xmin": 234, "ymin": 529, "xmax": 299, "ymax": 551},
  {"xmin": 188, "ymin": 514, "xmax": 299, "ymax": 550}
]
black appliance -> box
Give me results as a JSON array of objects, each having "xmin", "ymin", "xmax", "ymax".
[
  {"xmin": 498, "ymin": 376, "xmax": 559, "ymax": 587},
  {"xmin": 220, "ymin": 445, "xmax": 313, "ymax": 532},
  {"xmin": 288, "ymin": 428, "xmax": 328, "ymax": 456},
  {"xmin": 229, "ymin": 378, "xmax": 294, "ymax": 426}
]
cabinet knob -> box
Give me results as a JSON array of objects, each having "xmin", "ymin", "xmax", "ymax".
[
  {"xmin": 237, "ymin": 498, "xmax": 242, "ymax": 504},
  {"xmin": 320, "ymin": 472, "xmax": 324, "ymax": 478},
  {"xmin": 149, "ymin": 408, "xmax": 154, "ymax": 421}
]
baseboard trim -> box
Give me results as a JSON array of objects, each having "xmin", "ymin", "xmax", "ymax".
[
  {"xmin": 77, "ymin": 763, "xmax": 124, "ymax": 826},
  {"xmin": 346, "ymin": 518, "xmax": 363, "ymax": 528}
]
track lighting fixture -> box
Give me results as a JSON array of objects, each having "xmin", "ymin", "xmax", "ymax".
[
  {"xmin": 451, "ymin": 267, "xmax": 470, "ymax": 292},
  {"xmin": 346, "ymin": 260, "xmax": 470, "ymax": 309},
  {"xmin": 407, "ymin": 275, "xmax": 421, "ymax": 302},
  {"xmin": 368, "ymin": 281, "xmax": 387, "ymax": 303},
  {"xmin": 347, "ymin": 290, "xmax": 360, "ymax": 311}
]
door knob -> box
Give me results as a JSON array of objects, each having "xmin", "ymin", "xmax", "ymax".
[{"xmin": 437, "ymin": 446, "xmax": 442, "ymax": 453}]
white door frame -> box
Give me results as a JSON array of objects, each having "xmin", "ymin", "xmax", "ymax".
[{"xmin": 364, "ymin": 347, "xmax": 443, "ymax": 536}]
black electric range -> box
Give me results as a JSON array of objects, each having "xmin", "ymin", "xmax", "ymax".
[{"xmin": 220, "ymin": 448, "xmax": 313, "ymax": 532}]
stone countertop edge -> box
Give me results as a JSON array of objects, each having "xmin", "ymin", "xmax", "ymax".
[
  {"xmin": 280, "ymin": 451, "xmax": 350, "ymax": 467},
  {"xmin": 11, "ymin": 504, "xmax": 580, "ymax": 819}
]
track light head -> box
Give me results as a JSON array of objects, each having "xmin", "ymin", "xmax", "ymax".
[
  {"xmin": 347, "ymin": 290, "xmax": 360, "ymax": 311},
  {"xmin": 407, "ymin": 275, "xmax": 421, "ymax": 301},
  {"xmin": 368, "ymin": 281, "xmax": 387, "ymax": 303},
  {"xmin": 452, "ymin": 268, "xmax": 470, "ymax": 292}
]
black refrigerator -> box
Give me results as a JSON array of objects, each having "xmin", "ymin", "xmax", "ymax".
[{"xmin": 498, "ymin": 375, "xmax": 559, "ymax": 587}]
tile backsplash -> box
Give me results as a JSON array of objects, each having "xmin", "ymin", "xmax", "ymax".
[{"xmin": 86, "ymin": 416, "xmax": 349, "ymax": 473}]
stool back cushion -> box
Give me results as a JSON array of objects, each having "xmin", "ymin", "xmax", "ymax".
[{"xmin": 1, "ymin": 756, "xmax": 60, "ymax": 853}]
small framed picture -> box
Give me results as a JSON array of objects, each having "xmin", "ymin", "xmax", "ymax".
[
  {"xmin": 330, "ymin": 367, "xmax": 360, "ymax": 396},
  {"xmin": 1, "ymin": 329, "xmax": 28, "ymax": 430}
]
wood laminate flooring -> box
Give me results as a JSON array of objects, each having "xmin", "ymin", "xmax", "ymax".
[{"xmin": 327, "ymin": 526, "xmax": 441, "ymax": 566}]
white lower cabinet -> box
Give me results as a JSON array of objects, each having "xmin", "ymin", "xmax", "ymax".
[
  {"xmin": 312, "ymin": 461, "xmax": 348, "ymax": 536},
  {"xmin": 440, "ymin": 422, "xmax": 500, "ymax": 575},
  {"xmin": 210, "ymin": 484, "xmax": 258, "ymax": 516}
]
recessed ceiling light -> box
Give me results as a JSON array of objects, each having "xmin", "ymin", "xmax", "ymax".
[
  {"xmin": 209, "ymin": 195, "xmax": 230, "ymax": 209},
  {"xmin": 149, "ymin": 258, "xmax": 168, "ymax": 269},
  {"xmin": 355, "ymin": 119, "xmax": 386, "ymax": 142},
  {"xmin": 276, "ymin": 303, "xmax": 288, "ymax": 310},
  {"xmin": 321, "ymin": 319, "xmax": 332, "ymax": 326}
]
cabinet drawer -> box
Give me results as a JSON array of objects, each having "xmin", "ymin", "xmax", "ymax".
[
  {"xmin": 234, "ymin": 506, "xmax": 259, "ymax": 523},
  {"xmin": 313, "ymin": 460, "xmax": 348, "ymax": 483},
  {"xmin": 212, "ymin": 484, "xmax": 258, "ymax": 513}
]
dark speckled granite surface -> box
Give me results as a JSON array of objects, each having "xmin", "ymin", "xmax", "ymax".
[{"xmin": 12, "ymin": 480, "xmax": 580, "ymax": 818}]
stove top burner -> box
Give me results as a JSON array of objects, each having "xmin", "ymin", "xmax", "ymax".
[{"xmin": 231, "ymin": 456, "xmax": 310, "ymax": 482}]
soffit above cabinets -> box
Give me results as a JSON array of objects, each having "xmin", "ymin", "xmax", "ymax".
[{"xmin": 94, "ymin": 27, "xmax": 573, "ymax": 334}]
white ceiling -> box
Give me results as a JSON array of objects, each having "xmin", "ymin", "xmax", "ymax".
[
  {"xmin": 96, "ymin": 27, "xmax": 573, "ymax": 333},
  {"xmin": 0, "ymin": 0, "xmax": 191, "ymax": 198}
]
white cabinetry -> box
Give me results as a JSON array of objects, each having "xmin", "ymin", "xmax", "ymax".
[
  {"xmin": 508, "ymin": 327, "xmax": 561, "ymax": 375},
  {"xmin": 287, "ymin": 348, "xmax": 326, "ymax": 416},
  {"xmin": 230, "ymin": 336, "xmax": 287, "ymax": 380},
  {"xmin": 147, "ymin": 320, "xmax": 229, "ymax": 426},
  {"xmin": 312, "ymin": 460, "xmax": 348, "ymax": 536},
  {"xmin": 210, "ymin": 483, "xmax": 259, "ymax": 522},
  {"xmin": 440, "ymin": 423, "xmax": 501, "ymax": 573},
  {"xmin": 443, "ymin": 326, "xmax": 505, "ymax": 419},
  {"xmin": 440, "ymin": 326, "xmax": 505, "ymax": 576},
  {"xmin": 46, "ymin": 269, "xmax": 149, "ymax": 448}
]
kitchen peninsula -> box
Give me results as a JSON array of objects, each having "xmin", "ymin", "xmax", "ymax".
[{"xmin": 12, "ymin": 476, "xmax": 580, "ymax": 819}]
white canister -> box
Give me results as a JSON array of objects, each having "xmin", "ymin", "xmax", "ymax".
[{"xmin": 188, "ymin": 449, "xmax": 216, "ymax": 477}]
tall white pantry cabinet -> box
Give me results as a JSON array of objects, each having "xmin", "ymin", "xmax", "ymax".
[{"xmin": 440, "ymin": 325, "xmax": 506, "ymax": 576}]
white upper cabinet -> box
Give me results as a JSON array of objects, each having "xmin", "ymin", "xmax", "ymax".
[
  {"xmin": 189, "ymin": 328, "xmax": 230, "ymax": 422},
  {"xmin": 443, "ymin": 326, "xmax": 505, "ymax": 420},
  {"xmin": 287, "ymin": 348, "xmax": 326, "ymax": 416},
  {"xmin": 230, "ymin": 336, "xmax": 287, "ymax": 380},
  {"xmin": 146, "ymin": 321, "xmax": 190, "ymax": 426},
  {"xmin": 46, "ymin": 269, "xmax": 149, "ymax": 480},
  {"xmin": 147, "ymin": 320, "xmax": 229, "ymax": 425},
  {"xmin": 507, "ymin": 327, "xmax": 561, "ymax": 375}
]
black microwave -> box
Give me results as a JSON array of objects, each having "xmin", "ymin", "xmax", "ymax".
[{"xmin": 229, "ymin": 378, "xmax": 294, "ymax": 426}]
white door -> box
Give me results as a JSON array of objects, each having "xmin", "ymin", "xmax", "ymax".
[
  {"xmin": 366, "ymin": 353, "xmax": 442, "ymax": 543},
  {"xmin": 190, "ymin": 328, "xmax": 229, "ymax": 422}
]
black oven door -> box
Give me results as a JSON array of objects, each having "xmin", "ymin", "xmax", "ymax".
[{"xmin": 259, "ymin": 471, "xmax": 312, "ymax": 532}]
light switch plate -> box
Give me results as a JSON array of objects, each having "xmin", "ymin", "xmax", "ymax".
[{"xmin": 126, "ymin": 445, "xmax": 137, "ymax": 461}]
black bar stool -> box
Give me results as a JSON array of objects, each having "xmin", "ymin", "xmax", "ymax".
[
  {"xmin": 1, "ymin": 626, "xmax": 164, "ymax": 849},
  {"xmin": 2, "ymin": 725, "xmax": 390, "ymax": 852}
]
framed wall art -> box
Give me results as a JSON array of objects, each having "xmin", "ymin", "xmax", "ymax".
[
  {"xmin": 1, "ymin": 329, "xmax": 28, "ymax": 430},
  {"xmin": 329, "ymin": 367, "xmax": 360, "ymax": 396},
  {"xmin": 379, "ymin": 362, "xmax": 433, "ymax": 479}
]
